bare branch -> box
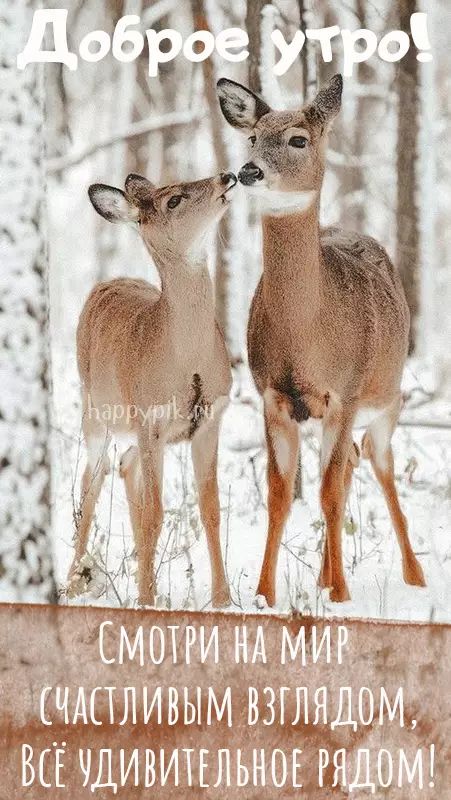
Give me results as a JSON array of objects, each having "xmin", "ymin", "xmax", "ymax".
[
  {"xmin": 141, "ymin": 0, "xmax": 177, "ymax": 29},
  {"xmin": 397, "ymin": 419, "xmax": 451, "ymax": 430},
  {"xmin": 47, "ymin": 110, "xmax": 200, "ymax": 174}
]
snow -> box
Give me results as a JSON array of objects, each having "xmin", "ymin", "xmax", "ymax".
[{"xmin": 50, "ymin": 256, "xmax": 451, "ymax": 621}]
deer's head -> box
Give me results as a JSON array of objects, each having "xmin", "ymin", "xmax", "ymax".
[
  {"xmin": 217, "ymin": 75, "xmax": 342, "ymax": 196},
  {"xmin": 88, "ymin": 172, "xmax": 237, "ymax": 257}
]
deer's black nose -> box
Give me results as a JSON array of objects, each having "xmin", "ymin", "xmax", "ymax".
[
  {"xmin": 220, "ymin": 171, "xmax": 237, "ymax": 187},
  {"xmin": 238, "ymin": 162, "xmax": 264, "ymax": 186}
]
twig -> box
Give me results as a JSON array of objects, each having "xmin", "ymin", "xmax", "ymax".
[
  {"xmin": 249, "ymin": 453, "xmax": 265, "ymax": 507},
  {"xmin": 141, "ymin": 0, "xmax": 177, "ymax": 29},
  {"xmin": 224, "ymin": 484, "xmax": 231, "ymax": 583},
  {"xmin": 281, "ymin": 542, "xmax": 315, "ymax": 574},
  {"xmin": 95, "ymin": 556, "xmax": 124, "ymax": 607},
  {"xmin": 234, "ymin": 568, "xmax": 245, "ymax": 611},
  {"xmin": 47, "ymin": 110, "xmax": 200, "ymax": 173},
  {"xmin": 397, "ymin": 419, "xmax": 451, "ymax": 430}
]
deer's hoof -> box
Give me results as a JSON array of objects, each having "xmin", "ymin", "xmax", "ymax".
[
  {"xmin": 329, "ymin": 583, "xmax": 351, "ymax": 603},
  {"xmin": 255, "ymin": 594, "xmax": 269, "ymax": 611},
  {"xmin": 138, "ymin": 594, "xmax": 155, "ymax": 609},
  {"xmin": 256, "ymin": 585, "xmax": 275, "ymax": 608},
  {"xmin": 212, "ymin": 587, "xmax": 232, "ymax": 609},
  {"xmin": 404, "ymin": 559, "xmax": 426, "ymax": 588},
  {"xmin": 66, "ymin": 578, "xmax": 82, "ymax": 599}
]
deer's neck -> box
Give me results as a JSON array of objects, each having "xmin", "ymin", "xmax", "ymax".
[
  {"xmin": 261, "ymin": 198, "xmax": 322, "ymax": 323},
  {"xmin": 152, "ymin": 250, "xmax": 216, "ymax": 333}
]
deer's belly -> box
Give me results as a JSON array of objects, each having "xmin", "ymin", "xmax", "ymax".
[{"xmin": 89, "ymin": 359, "xmax": 230, "ymax": 442}]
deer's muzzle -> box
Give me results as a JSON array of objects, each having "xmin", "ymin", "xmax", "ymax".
[{"xmin": 238, "ymin": 162, "xmax": 264, "ymax": 186}]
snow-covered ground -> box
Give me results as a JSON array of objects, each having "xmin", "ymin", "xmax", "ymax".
[
  {"xmin": 47, "ymin": 105, "xmax": 451, "ymax": 623},
  {"xmin": 51, "ymin": 323, "xmax": 451, "ymax": 622}
]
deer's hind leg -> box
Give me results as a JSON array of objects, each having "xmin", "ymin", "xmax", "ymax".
[
  {"xmin": 191, "ymin": 396, "xmax": 231, "ymax": 609},
  {"xmin": 256, "ymin": 389, "xmax": 299, "ymax": 608},
  {"xmin": 318, "ymin": 397, "xmax": 359, "ymax": 603},
  {"xmin": 362, "ymin": 399, "xmax": 426, "ymax": 588},
  {"xmin": 120, "ymin": 444, "xmax": 164, "ymax": 607},
  {"xmin": 135, "ymin": 430, "xmax": 164, "ymax": 607}
]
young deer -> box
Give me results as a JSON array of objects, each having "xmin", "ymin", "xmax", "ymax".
[
  {"xmin": 68, "ymin": 170, "xmax": 237, "ymax": 607},
  {"xmin": 217, "ymin": 74, "xmax": 426, "ymax": 605}
]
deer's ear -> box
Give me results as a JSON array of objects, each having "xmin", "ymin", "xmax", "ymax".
[
  {"xmin": 308, "ymin": 74, "xmax": 343, "ymax": 126},
  {"xmin": 217, "ymin": 78, "xmax": 270, "ymax": 132},
  {"xmin": 88, "ymin": 184, "xmax": 139, "ymax": 223},
  {"xmin": 125, "ymin": 173, "xmax": 156, "ymax": 204}
]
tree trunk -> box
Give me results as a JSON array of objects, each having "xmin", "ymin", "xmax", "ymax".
[
  {"xmin": 0, "ymin": 0, "xmax": 56, "ymax": 602},
  {"xmin": 341, "ymin": 0, "xmax": 376, "ymax": 233},
  {"xmin": 396, "ymin": 0, "xmax": 420, "ymax": 353},
  {"xmin": 246, "ymin": 0, "xmax": 272, "ymax": 93},
  {"xmin": 191, "ymin": 0, "xmax": 237, "ymax": 354},
  {"xmin": 297, "ymin": 0, "xmax": 317, "ymax": 101}
]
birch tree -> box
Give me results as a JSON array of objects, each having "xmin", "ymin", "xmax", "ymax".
[
  {"xmin": 0, "ymin": 1, "xmax": 56, "ymax": 602},
  {"xmin": 191, "ymin": 0, "xmax": 230, "ymax": 345}
]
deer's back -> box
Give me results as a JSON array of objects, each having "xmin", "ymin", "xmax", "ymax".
[
  {"xmin": 320, "ymin": 226, "xmax": 409, "ymax": 361},
  {"xmin": 321, "ymin": 226, "xmax": 408, "ymax": 316}
]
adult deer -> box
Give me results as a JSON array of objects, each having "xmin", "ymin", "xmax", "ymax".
[
  {"xmin": 68, "ymin": 171, "xmax": 237, "ymax": 607},
  {"xmin": 217, "ymin": 74, "xmax": 425, "ymax": 605}
]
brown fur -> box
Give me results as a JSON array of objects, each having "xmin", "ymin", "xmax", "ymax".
[
  {"xmin": 218, "ymin": 75, "xmax": 425, "ymax": 605},
  {"xmin": 68, "ymin": 172, "xmax": 236, "ymax": 607}
]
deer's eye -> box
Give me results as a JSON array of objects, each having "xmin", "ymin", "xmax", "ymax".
[
  {"xmin": 167, "ymin": 195, "xmax": 182, "ymax": 209},
  {"xmin": 288, "ymin": 135, "xmax": 307, "ymax": 149},
  {"xmin": 249, "ymin": 135, "xmax": 256, "ymax": 146}
]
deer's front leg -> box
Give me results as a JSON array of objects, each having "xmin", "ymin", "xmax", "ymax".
[
  {"xmin": 68, "ymin": 429, "xmax": 110, "ymax": 590},
  {"xmin": 318, "ymin": 440, "xmax": 360, "ymax": 590},
  {"xmin": 191, "ymin": 396, "xmax": 230, "ymax": 608},
  {"xmin": 257, "ymin": 389, "xmax": 299, "ymax": 608},
  {"xmin": 136, "ymin": 431, "xmax": 164, "ymax": 607},
  {"xmin": 319, "ymin": 405, "xmax": 355, "ymax": 603}
]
